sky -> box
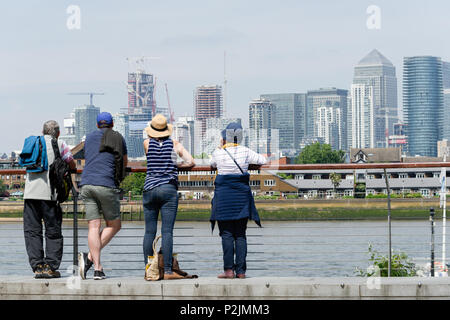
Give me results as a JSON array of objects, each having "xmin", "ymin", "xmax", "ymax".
[{"xmin": 1, "ymin": 0, "xmax": 450, "ymax": 153}]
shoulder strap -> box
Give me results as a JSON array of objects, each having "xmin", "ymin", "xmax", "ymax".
[
  {"xmin": 51, "ymin": 138, "xmax": 62, "ymax": 160},
  {"xmin": 223, "ymin": 147, "xmax": 244, "ymax": 175}
]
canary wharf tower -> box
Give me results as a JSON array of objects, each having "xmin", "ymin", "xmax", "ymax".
[
  {"xmin": 353, "ymin": 49, "xmax": 398, "ymax": 148},
  {"xmin": 404, "ymin": 56, "xmax": 444, "ymax": 157}
]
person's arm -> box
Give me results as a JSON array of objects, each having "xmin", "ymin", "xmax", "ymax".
[
  {"xmin": 210, "ymin": 151, "xmax": 217, "ymax": 170},
  {"xmin": 247, "ymin": 148, "xmax": 267, "ymax": 165},
  {"xmin": 173, "ymin": 140, "xmax": 195, "ymax": 169}
]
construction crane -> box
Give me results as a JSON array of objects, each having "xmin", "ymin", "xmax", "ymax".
[
  {"xmin": 165, "ymin": 83, "xmax": 175, "ymax": 124},
  {"xmin": 126, "ymin": 56, "xmax": 160, "ymax": 73},
  {"xmin": 67, "ymin": 92, "xmax": 104, "ymax": 105}
]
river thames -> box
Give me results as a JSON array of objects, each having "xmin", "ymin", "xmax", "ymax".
[{"xmin": 0, "ymin": 219, "xmax": 448, "ymax": 278}]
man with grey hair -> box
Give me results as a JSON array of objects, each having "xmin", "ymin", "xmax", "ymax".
[{"xmin": 23, "ymin": 120, "xmax": 76, "ymax": 279}]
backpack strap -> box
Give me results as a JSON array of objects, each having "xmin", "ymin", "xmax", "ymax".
[{"xmin": 51, "ymin": 138, "xmax": 61, "ymax": 160}]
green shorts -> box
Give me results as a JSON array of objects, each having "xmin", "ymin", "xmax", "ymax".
[{"xmin": 80, "ymin": 185, "xmax": 121, "ymax": 221}]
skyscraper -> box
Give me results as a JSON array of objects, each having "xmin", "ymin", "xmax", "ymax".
[
  {"xmin": 248, "ymin": 98, "xmax": 278, "ymax": 155},
  {"xmin": 260, "ymin": 93, "xmax": 306, "ymax": 155},
  {"xmin": 74, "ymin": 105, "xmax": 100, "ymax": 144},
  {"xmin": 350, "ymin": 84, "xmax": 375, "ymax": 149},
  {"xmin": 194, "ymin": 85, "xmax": 223, "ymax": 137},
  {"xmin": 442, "ymin": 61, "xmax": 450, "ymax": 141},
  {"xmin": 306, "ymin": 88, "xmax": 348, "ymax": 151},
  {"xmin": 353, "ymin": 49, "xmax": 398, "ymax": 148},
  {"xmin": 60, "ymin": 113, "xmax": 77, "ymax": 148},
  {"xmin": 403, "ymin": 56, "xmax": 444, "ymax": 157}
]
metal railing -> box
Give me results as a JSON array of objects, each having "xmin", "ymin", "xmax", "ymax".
[{"xmin": 1, "ymin": 162, "xmax": 450, "ymax": 278}]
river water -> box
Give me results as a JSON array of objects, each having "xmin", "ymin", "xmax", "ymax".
[{"xmin": 0, "ymin": 219, "xmax": 448, "ymax": 278}]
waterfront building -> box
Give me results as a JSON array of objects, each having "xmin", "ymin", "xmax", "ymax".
[
  {"xmin": 74, "ymin": 105, "xmax": 100, "ymax": 145},
  {"xmin": 403, "ymin": 56, "xmax": 444, "ymax": 157},
  {"xmin": 260, "ymin": 93, "xmax": 307, "ymax": 156},
  {"xmin": 306, "ymin": 88, "xmax": 348, "ymax": 151},
  {"xmin": 353, "ymin": 49, "xmax": 398, "ymax": 148}
]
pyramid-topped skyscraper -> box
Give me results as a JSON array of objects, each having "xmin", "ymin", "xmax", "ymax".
[{"xmin": 351, "ymin": 49, "xmax": 398, "ymax": 149}]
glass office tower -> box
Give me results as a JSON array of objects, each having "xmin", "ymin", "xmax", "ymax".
[
  {"xmin": 353, "ymin": 49, "xmax": 398, "ymax": 148},
  {"xmin": 403, "ymin": 56, "xmax": 444, "ymax": 157},
  {"xmin": 259, "ymin": 93, "xmax": 307, "ymax": 156}
]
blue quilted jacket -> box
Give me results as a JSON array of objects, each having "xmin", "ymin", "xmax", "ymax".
[{"xmin": 210, "ymin": 173, "xmax": 261, "ymax": 231}]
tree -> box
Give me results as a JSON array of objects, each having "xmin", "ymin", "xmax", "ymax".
[
  {"xmin": 0, "ymin": 179, "xmax": 6, "ymax": 194},
  {"xmin": 329, "ymin": 172, "xmax": 342, "ymax": 194},
  {"xmin": 120, "ymin": 173, "xmax": 146, "ymax": 195},
  {"xmin": 193, "ymin": 152, "xmax": 209, "ymax": 159},
  {"xmin": 295, "ymin": 143, "xmax": 345, "ymax": 164}
]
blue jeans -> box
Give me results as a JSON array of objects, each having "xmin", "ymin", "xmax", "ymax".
[
  {"xmin": 218, "ymin": 218, "xmax": 248, "ymax": 275},
  {"xmin": 143, "ymin": 183, "xmax": 178, "ymax": 274}
]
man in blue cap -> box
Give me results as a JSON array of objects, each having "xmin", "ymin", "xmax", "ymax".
[{"xmin": 78, "ymin": 112, "xmax": 128, "ymax": 280}]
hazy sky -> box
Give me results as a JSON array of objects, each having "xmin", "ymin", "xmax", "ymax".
[{"xmin": 1, "ymin": 0, "xmax": 450, "ymax": 153}]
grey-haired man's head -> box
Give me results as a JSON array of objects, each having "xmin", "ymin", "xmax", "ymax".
[{"xmin": 43, "ymin": 120, "xmax": 60, "ymax": 139}]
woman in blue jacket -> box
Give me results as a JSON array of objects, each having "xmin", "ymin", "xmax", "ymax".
[{"xmin": 210, "ymin": 122, "xmax": 267, "ymax": 279}]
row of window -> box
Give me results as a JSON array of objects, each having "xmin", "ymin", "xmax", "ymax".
[
  {"xmin": 293, "ymin": 172, "xmax": 441, "ymax": 180},
  {"xmin": 1, "ymin": 175, "xmax": 26, "ymax": 180},
  {"xmin": 179, "ymin": 180, "xmax": 270, "ymax": 187}
]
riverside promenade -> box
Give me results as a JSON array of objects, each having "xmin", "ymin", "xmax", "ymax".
[{"xmin": 1, "ymin": 276, "xmax": 450, "ymax": 300}]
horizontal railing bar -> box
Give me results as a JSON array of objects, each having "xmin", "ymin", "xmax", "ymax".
[{"xmin": 4, "ymin": 162, "xmax": 450, "ymax": 176}]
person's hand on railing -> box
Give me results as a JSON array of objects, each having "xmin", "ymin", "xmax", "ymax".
[{"xmin": 177, "ymin": 161, "xmax": 196, "ymax": 170}]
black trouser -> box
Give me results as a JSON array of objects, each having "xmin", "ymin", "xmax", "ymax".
[{"xmin": 23, "ymin": 199, "xmax": 63, "ymax": 272}]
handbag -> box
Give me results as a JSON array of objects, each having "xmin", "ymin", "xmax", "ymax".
[
  {"xmin": 157, "ymin": 252, "xmax": 198, "ymax": 279},
  {"xmin": 145, "ymin": 235, "xmax": 198, "ymax": 280},
  {"xmin": 144, "ymin": 235, "xmax": 162, "ymax": 281}
]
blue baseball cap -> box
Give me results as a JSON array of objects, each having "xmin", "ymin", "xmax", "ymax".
[{"xmin": 97, "ymin": 112, "xmax": 113, "ymax": 127}]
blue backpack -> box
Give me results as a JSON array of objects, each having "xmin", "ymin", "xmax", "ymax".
[{"xmin": 19, "ymin": 136, "xmax": 48, "ymax": 173}]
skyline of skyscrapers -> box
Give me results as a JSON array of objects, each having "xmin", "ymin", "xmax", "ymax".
[{"xmin": 55, "ymin": 47, "xmax": 450, "ymax": 161}]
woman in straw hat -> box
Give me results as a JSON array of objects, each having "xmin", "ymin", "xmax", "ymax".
[{"xmin": 142, "ymin": 114, "xmax": 195, "ymax": 280}]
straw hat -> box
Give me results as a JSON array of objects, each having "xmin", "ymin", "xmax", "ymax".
[{"xmin": 145, "ymin": 114, "xmax": 173, "ymax": 138}]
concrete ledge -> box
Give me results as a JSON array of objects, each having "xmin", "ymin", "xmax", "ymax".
[{"xmin": 1, "ymin": 276, "xmax": 450, "ymax": 300}]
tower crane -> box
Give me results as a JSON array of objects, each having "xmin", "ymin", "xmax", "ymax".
[{"xmin": 165, "ymin": 83, "xmax": 175, "ymax": 124}]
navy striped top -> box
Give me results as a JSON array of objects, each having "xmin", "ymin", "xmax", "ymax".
[{"xmin": 144, "ymin": 138, "xmax": 178, "ymax": 191}]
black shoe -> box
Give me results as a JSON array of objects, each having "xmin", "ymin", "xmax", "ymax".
[
  {"xmin": 42, "ymin": 264, "xmax": 61, "ymax": 278},
  {"xmin": 78, "ymin": 252, "xmax": 93, "ymax": 280},
  {"xmin": 93, "ymin": 270, "xmax": 106, "ymax": 280},
  {"xmin": 34, "ymin": 264, "xmax": 45, "ymax": 279}
]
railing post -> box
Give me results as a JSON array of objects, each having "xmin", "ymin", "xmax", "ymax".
[
  {"xmin": 383, "ymin": 168, "xmax": 392, "ymax": 277},
  {"xmin": 72, "ymin": 186, "xmax": 79, "ymax": 274},
  {"xmin": 430, "ymin": 207, "xmax": 435, "ymax": 277}
]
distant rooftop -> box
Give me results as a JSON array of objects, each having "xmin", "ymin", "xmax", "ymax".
[{"xmin": 357, "ymin": 49, "xmax": 394, "ymax": 67}]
